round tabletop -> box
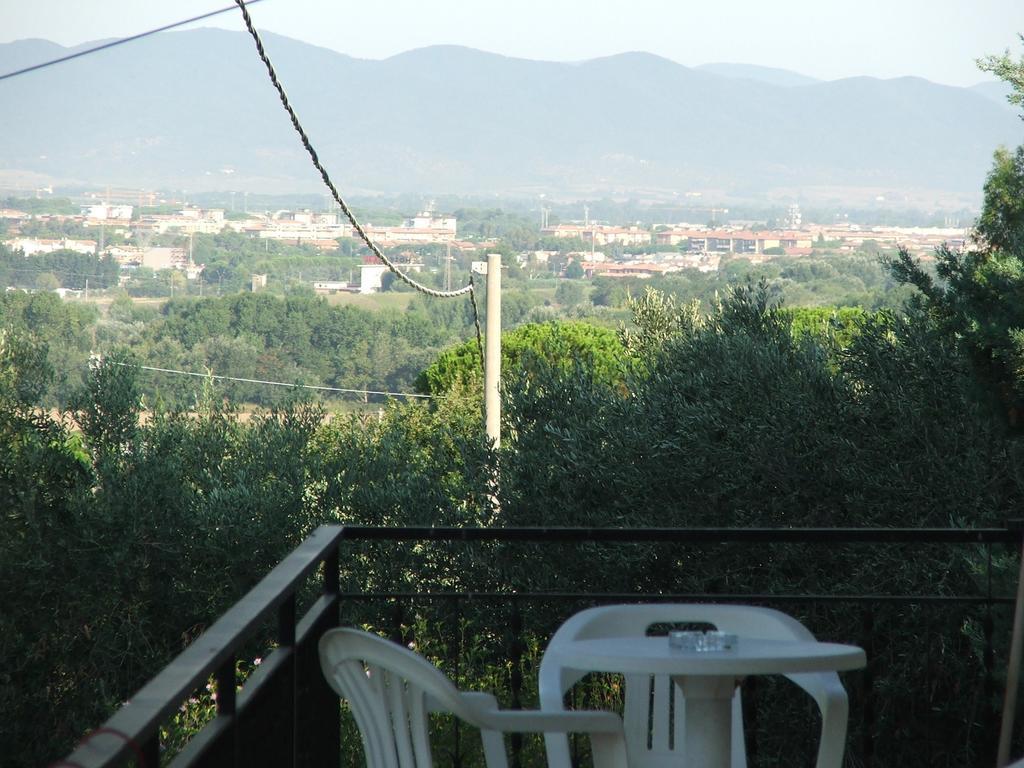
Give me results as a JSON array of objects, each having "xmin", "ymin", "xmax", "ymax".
[{"xmin": 546, "ymin": 636, "xmax": 866, "ymax": 677}]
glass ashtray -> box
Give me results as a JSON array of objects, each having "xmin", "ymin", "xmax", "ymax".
[{"xmin": 668, "ymin": 630, "xmax": 738, "ymax": 652}]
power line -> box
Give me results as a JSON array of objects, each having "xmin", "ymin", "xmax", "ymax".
[
  {"xmin": 113, "ymin": 362, "xmax": 434, "ymax": 400},
  {"xmin": 233, "ymin": 0, "xmax": 486, "ymax": 368},
  {"xmin": 231, "ymin": 0, "xmax": 475, "ymax": 302},
  {"xmin": 0, "ymin": 0, "xmax": 265, "ymax": 84}
]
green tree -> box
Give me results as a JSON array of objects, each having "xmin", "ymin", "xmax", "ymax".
[
  {"xmin": 977, "ymin": 33, "xmax": 1024, "ymax": 112},
  {"xmin": 416, "ymin": 320, "xmax": 626, "ymax": 395},
  {"xmin": 886, "ymin": 44, "xmax": 1024, "ymax": 428},
  {"xmin": 976, "ymin": 146, "xmax": 1024, "ymax": 255},
  {"xmin": 35, "ymin": 271, "xmax": 60, "ymax": 291},
  {"xmin": 554, "ymin": 279, "xmax": 586, "ymax": 308}
]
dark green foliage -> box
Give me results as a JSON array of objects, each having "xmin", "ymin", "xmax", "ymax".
[
  {"xmin": 493, "ymin": 284, "xmax": 1017, "ymax": 765},
  {"xmin": 1, "ymin": 353, "xmax": 327, "ymax": 767},
  {"xmin": 3, "ymin": 275, "xmax": 1021, "ymax": 766},
  {"xmin": 314, "ymin": 382, "xmax": 493, "ymax": 530},
  {"xmin": 502, "ymin": 283, "xmax": 1012, "ymax": 531}
]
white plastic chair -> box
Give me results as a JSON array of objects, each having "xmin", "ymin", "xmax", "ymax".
[
  {"xmin": 539, "ymin": 604, "xmax": 850, "ymax": 768},
  {"xmin": 319, "ymin": 627, "xmax": 628, "ymax": 768}
]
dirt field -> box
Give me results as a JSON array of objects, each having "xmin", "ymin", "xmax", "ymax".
[{"xmin": 75, "ymin": 291, "xmax": 417, "ymax": 314}]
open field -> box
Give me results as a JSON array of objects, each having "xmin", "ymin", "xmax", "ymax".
[{"xmin": 70, "ymin": 290, "xmax": 419, "ymax": 314}]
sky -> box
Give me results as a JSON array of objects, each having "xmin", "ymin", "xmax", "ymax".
[{"xmin": 2, "ymin": 0, "xmax": 1023, "ymax": 87}]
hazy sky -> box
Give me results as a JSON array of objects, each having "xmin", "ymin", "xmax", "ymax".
[{"xmin": 3, "ymin": 0, "xmax": 1023, "ymax": 87}]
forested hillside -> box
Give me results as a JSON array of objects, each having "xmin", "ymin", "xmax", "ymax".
[
  {"xmin": 0, "ymin": 230, "xmax": 915, "ymax": 409},
  {"xmin": 0, "ymin": 31, "xmax": 1018, "ymax": 199}
]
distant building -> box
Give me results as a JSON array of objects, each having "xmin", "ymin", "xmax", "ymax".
[
  {"xmin": 656, "ymin": 229, "xmax": 812, "ymax": 254},
  {"xmin": 280, "ymin": 210, "xmax": 339, "ymax": 226},
  {"xmin": 81, "ymin": 203, "xmax": 134, "ymax": 221},
  {"xmin": 361, "ymin": 210, "xmax": 457, "ymax": 244},
  {"xmin": 359, "ymin": 263, "xmax": 388, "ymax": 294},
  {"xmin": 109, "ymin": 245, "xmax": 189, "ymax": 271},
  {"xmin": 251, "ymin": 274, "xmax": 268, "ymax": 292},
  {"xmin": 359, "ymin": 257, "xmax": 423, "ymax": 293},
  {"xmin": 312, "ymin": 280, "xmax": 353, "ymax": 294},
  {"xmin": 133, "ymin": 208, "xmax": 226, "ymax": 235},
  {"xmin": 235, "ymin": 210, "xmax": 350, "ymax": 244},
  {"xmin": 581, "ymin": 261, "xmax": 680, "ymax": 279},
  {"xmin": 542, "ymin": 224, "xmax": 651, "ymax": 247},
  {"xmin": 6, "ymin": 237, "xmax": 97, "ymax": 256}
]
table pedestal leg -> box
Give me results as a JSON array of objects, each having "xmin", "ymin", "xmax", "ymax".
[{"xmin": 676, "ymin": 676, "xmax": 740, "ymax": 768}]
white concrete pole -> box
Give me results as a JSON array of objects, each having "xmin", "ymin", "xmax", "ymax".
[{"xmin": 484, "ymin": 253, "xmax": 501, "ymax": 448}]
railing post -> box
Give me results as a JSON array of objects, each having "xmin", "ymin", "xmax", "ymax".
[
  {"xmin": 297, "ymin": 547, "xmax": 341, "ymax": 768},
  {"xmin": 510, "ymin": 599, "xmax": 524, "ymax": 768},
  {"xmin": 216, "ymin": 652, "xmax": 238, "ymax": 767},
  {"xmin": 279, "ymin": 593, "xmax": 297, "ymax": 647},
  {"xmin": 282, "ymin": 593, "xmax": 297, "ymax": 768},
  {"xmin": 141, "ymin": 732, "xmax": 160, "ymax": 768},
  {"xmin": 453, "ymin": 596, "xmax": 463, "ymax": 768},
  {"xmin": 391, "ymin": 600, "xmax": 405, "ymax": 645},
  {"xmin": 978, "ymin": 602, "xmax": 995, "ymax": 768},
  {"xmin": 861, "ymin": 606, "xmax": 874, "ymax": 768},
  {"xmin": 324, "ymin": 547, "xmax": 339, "ymax": 599}
]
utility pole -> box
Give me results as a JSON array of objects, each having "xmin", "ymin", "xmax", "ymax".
[
  {"xmin": 445, "ymin": 241, "xmax": 452, "ymax": 292},
  {"xmin": 485, "ymin": 253, "xmax": 501, "ymax": 448},
  {"xmin": 84, "ymin": 278, "xmax": 88, "ymax": 301},
  {"xmin": 472, "ymin": 254, "xmax": 502, "ymax": 449}
]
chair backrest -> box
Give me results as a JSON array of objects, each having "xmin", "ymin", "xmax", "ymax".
[
  {"xmin": 319, "ymin": 628, "xmax": 480, "ymax": 768},
  {"xmin": 540, "ymin": 604, "xmax": 824, "ymax": 768}
]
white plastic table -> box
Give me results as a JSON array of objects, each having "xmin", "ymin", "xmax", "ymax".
[{"xmin": 543, "ymin": 635, "xmax": 866, "ymax": 768}]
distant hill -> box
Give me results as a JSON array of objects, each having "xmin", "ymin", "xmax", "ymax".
[
  {"xmin": 0, "ymin": 30, "xmax": 1019, "ymax": 203},
  {"xmin": 696, "ymin": 62, "xmax": 820, "ymax": 87},
  {"xmin": 970, "ymin": 80, "xmax": 1018, "ymax": 112}
]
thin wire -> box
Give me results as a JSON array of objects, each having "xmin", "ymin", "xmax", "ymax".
[
  {"xmin": 232, "ymin": 0, "xmax": 474, "ymax": 301},
  {"xmin": 468, "ymin": 273, "xmax": 485, "ymax": 375},
  {"xmin": 0, "ymin": 1, "xmax": 265, "ymax": 84},
  {"xmin": 115, "ymin": 361, "xmax": 433, "ymax": 400}
]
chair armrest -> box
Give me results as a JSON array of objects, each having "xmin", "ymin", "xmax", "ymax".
[
  {"xmin": 426, "ymin": 690, "xmax": 501, "ymax": 714},
  {"xmin": 457, "ymin": 691, "xmax": 502, "ymax": 710},
  {"xmin": 478, "ymin": 708, "xmax": 624, "ymax": 734}
]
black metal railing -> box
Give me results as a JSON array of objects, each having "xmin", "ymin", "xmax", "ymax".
[{"xmin": 58, "ymin": 525, "xmax": 1024, "ymax": 768}]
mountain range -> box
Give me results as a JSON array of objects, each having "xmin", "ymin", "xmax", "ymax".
[{"xmin": 0, "ymin": 29, "xmax": 1020, "ymax": 205}]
